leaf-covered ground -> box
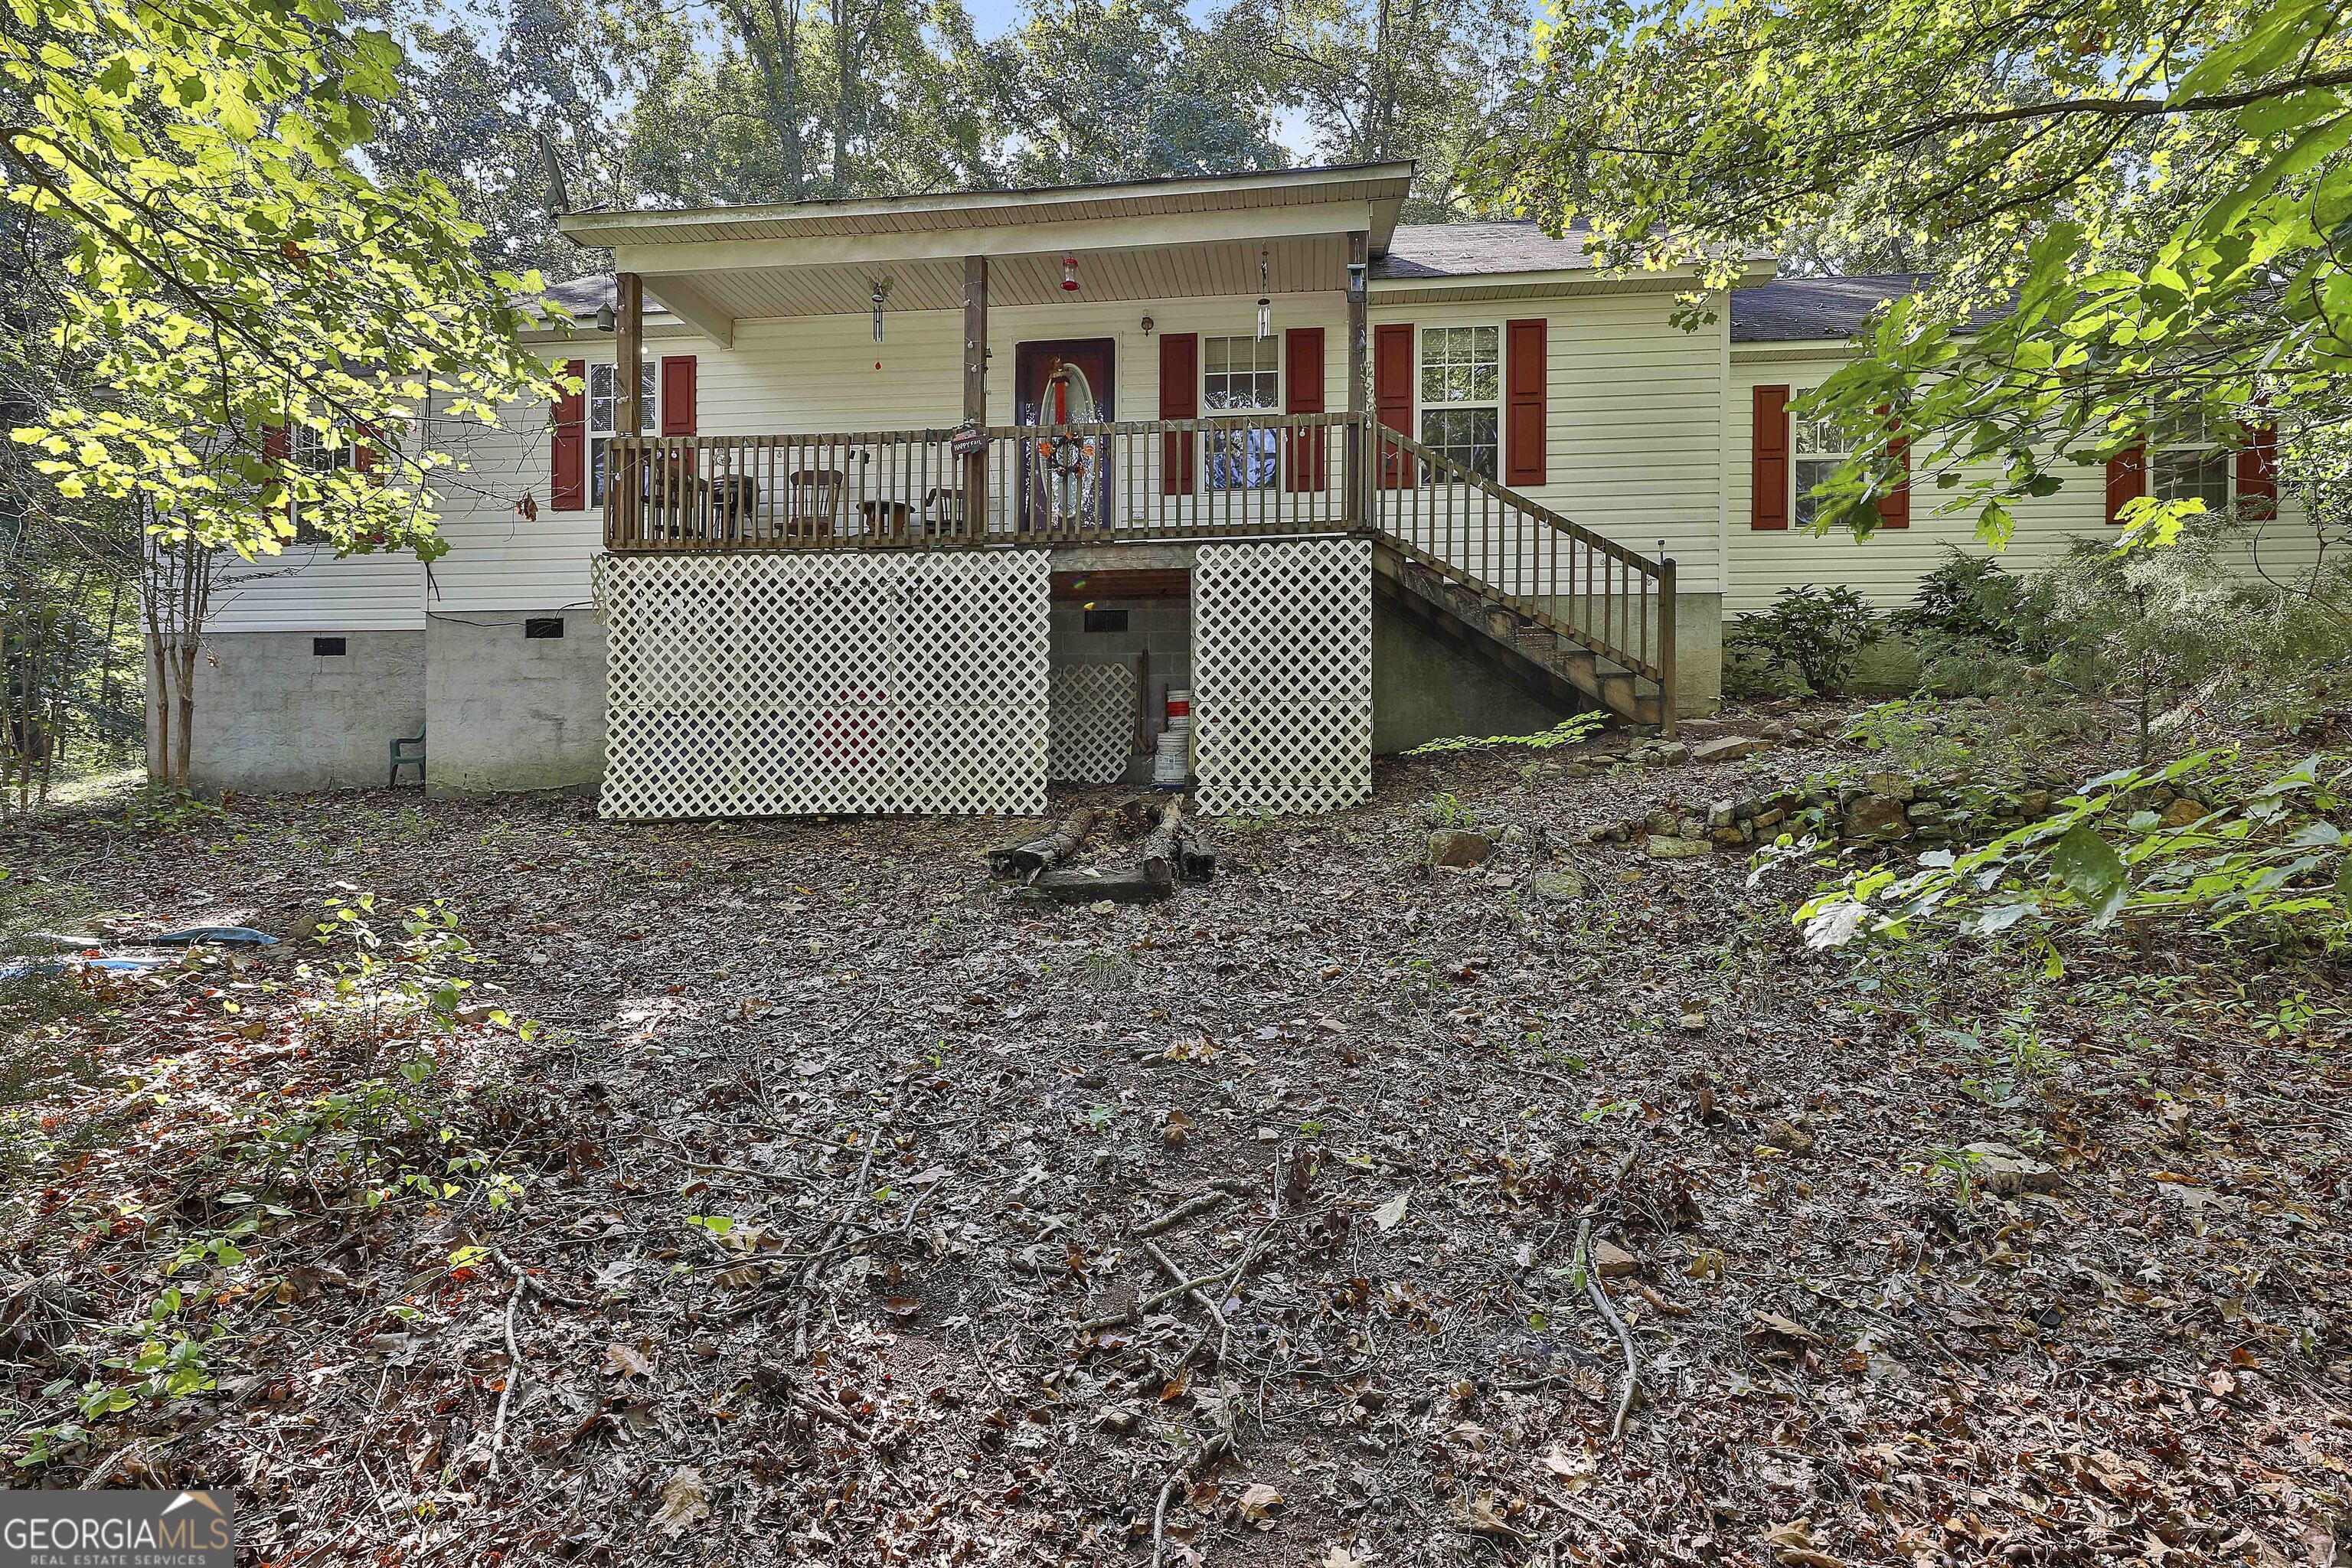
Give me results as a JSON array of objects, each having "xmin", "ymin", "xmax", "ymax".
[{"xmin": 2, "ymin": 715, "xmax": 2347, "ymax": 1567}]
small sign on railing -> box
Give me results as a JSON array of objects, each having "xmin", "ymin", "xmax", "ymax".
[{"xmin": 950, "ymin": 420, "xmax": 988, "ymax": 459}]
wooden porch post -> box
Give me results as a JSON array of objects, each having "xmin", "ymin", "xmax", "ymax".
[
  {"xmin": 612, "ymin": 273, "xmax": 644, "ymax": 543},
  {"xmin": 1346, "ymin": 231, "xmax": 1368, "ymax": 528},
  {"xmin": 963, "ymin": 256, "xmax": 988, "ymax": 541}
]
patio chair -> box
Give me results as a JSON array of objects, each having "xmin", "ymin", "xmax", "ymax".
[
  {"xmin": 785, "ymin": 469, "xmax": 845, "ymax": 543},
  {"xmin": 389, "ymin": 724, "xmax": 425, "ymax": 788}
]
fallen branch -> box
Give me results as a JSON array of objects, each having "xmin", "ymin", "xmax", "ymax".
[
  {"xmin": 1135, "ymin": 1190, "xmax": 1225, "ymax": 1237},
  {"xmin": 1573, "ymin": 1217, "xmax": 1640, "ymax": 1444},
  {"xmin": 488, "ymin": 1279, "xmax": 526, "ymax": 1478},
  {"xmin": 1150, "ymin": 1430, "xmax": 1232, "ymax": 1568}
]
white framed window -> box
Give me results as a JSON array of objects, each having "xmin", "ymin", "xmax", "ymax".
[
  {"xmin": 1417, "ymin": 325, "xmax": 1501, "ymax": 480},
  {"xmin": 1202, "ymin": 335, "xmax": 1279, "ymax": 490},
  {"xmin": 1791, "ymin": 404, "xmax": 1858, "ymax": 528},
  {"xmin": 587, "ymin": 361, "xmax": 658, "ymax": 504},
  {"xmin": 2150, "ymin": 407, "xmax": 2231, "ymax": 511},
  {"xmin": 289, "ymin": 423, "xmax": 354, "ymax": 475}
]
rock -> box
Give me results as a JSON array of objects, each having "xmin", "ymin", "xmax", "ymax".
[
  {"xmin": 1690, "ymin": 735, "xmax": 1769, "ymax": 764},
  {"xmin": 1864, "ymin": 771, "xmax": 1916, "ymax": 804},
  {"xmin": 1557, "ymin": 762, "xmax": 1593, "ymax": 780},
  {"xmin": 1678, "ymin": 1010, "xmax": 1707, "ymax": 1033},
  {"xmin": 1599, "ymin": 823, "xmax": 1630, "ymax": 843},
  {"xmin": 1763, "ymin": 1119, "xmax": 1814, "ymax": 1155},
  {"xmin": 1645, "ymin": 835, "xmax": 1713, "ymax": 860},
  {"xmin": 1961, "ymin": 1142, "xmax": 2063, "ymax": 1194},
  {"xmin": 1096, "ymin": 1408, "xmax": 1141, "ymax": 1435},
  {"xmin": 1428, "ymin": 829, "xmax": 1494, "ymax": 868},
  {"xmin": 1591, "ymin": 1239, "xmax": 1640, "ymax": 1278},
  {"xmin": 1677, "ymin": 815, "xmax": 1707, "ymax": 840},
  {"xmin": 1496, "ymin": 823, "xmax": 1528, "ymax": 848},
  {"xmin": 2019, "ymin": 789, "xmax": 2054, "ymax": 817},
  {"xmin": 1709, "ymin": 823, "xmax": 1749, "ymax": 846},
  {"xmin": 1707, "ymin": 799, "xmax": 1735, "ymax": 828},
  {"xmin": 1906, "ymin": 802, "xmax": 1945, "ymax": 827},
  {"xmin": 1753, "ymin": 807, "xmax": 1785, "ymax": 830},
  {"xmin": 1759, "ymin": 720, "xmax": 1789, "ymax": 739},
  {"xmin": 1842, "ymin": 794, "xmax": 1909, "ymax": 840},
  {"xmin": 1530, "ymin": 870, "xmax": 1586, "ymax": 903},
  {"xmin": 2157, "ymin": 796, "xmax": 2208, "ymax": 829},
  {"xmin": 1644, "ymin": 809, "xmax": 1678, "ymax": 837},
  {"xmin": 1655, "ymin": 741, "xmax": 1691, "ymax": 766}
]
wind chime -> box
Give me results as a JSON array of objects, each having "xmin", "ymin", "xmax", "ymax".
[{"xmin": 1256, "ymin": 247, "xmax": 1271, "ymax": 341}]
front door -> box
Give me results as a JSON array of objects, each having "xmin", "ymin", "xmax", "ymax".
[{"xmin": 1014, "ymin": 338, "xmax": 1116, "ymax": 536}]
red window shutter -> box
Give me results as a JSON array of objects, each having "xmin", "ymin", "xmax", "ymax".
[
  {"xmin": 659, "ymin": 354, "xmax": 697, "ymax": 436},
  {"xmin": 550, "ymin": 357, "xmax": 586, "ymax": 512},
  {"xmin": 261, "ymin": 423, "xmax": 289, "ymax": 462},
  {"xmin": 2105, "ymin": 446, "xmax": 2145, "ymax": 525},
  {"xmin": 1504, "ymin": 318, "xmax": 1547, "ymax": 487},
  {"xmin": 1877, "ymin": 412, "xmax": 1909, "ymax": 529},
  {"xmin": 2236, "ymin": 422, "xmax": 2278, "ymax": 517},
  {"xmin": 1159, "ymin": 333, "xmax": 1197, "ymax": 495},
  {"xmin": 1282, "ymin": 326, "xmax": 1326, "ymax": 492},
  {"xmin": 1751, "ymin": 384, "xmax": 1790, "ymax": 530},
  {"xmin": 1374, "ymin": 323, "xmax": 1413, "ymax": 489},
  {"xmin": 354, "ymin": 422, "xmax": 387, "ymax": 487}
]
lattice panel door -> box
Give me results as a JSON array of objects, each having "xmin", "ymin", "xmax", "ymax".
[
  {"xmin": 1191, "ymin": 539, "xmax": 1372, "ymax": 815},
  {"xmin": 1048, "ymin": 662, "xmax": 1138, "ymax": 783},
  {"xmin": 599, "ymin": 552, "xmax": 1049, "ymax": 819}
]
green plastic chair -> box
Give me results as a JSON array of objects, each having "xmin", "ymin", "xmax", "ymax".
[{"xmin": 389, "ymin": 724, "xmax": 426, "ymax": 788}]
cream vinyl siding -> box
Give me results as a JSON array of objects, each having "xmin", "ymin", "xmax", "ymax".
[
  {"xmin": 420, "ymin": 297, "xmax": 1348, "ymax": 612},
  {"xmin": 202, "ymin": 549, "xmax": 426, "ymax": 633},
  {"xmin": 1370, "ymin": 292, "xmax": 1730, "ymax": 594},
  {"xmin": 1726, "ymin": 351, "xmax": 2320, "ymax": 615}
]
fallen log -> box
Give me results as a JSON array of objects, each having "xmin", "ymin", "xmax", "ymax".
[
  {"xmin": 988, "ymin": 807, "xmax": 1098, "ymax": 880},
  {"xmin": 1008, "ymin": 866, "xmax": 1173, "ymax": 904},
  {"xmin": 1142, "ymin": 795, "xmax": 1187, "ymax": 888}
]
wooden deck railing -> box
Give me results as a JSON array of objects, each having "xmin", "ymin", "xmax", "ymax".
[
  {"xmin": 600, "ymin": 413, "xmax": 1671, "ymax": 709},
  {"xmin": 1367, "ymin": 424, "xmax": 1674, "ymax": 691},
  {"xmin": 602, "ymin": 413, "xmax": 1359, "ymax": 552}
]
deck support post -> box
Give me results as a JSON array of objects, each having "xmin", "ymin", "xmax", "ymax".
[
  {"xmin": 963, "ymin": 256, "xmax": 988, "ymax": 541},
  {"xmin": 615, "ymin": 272, "xmax": 642, "ymax": 541},
  {"xmin": 1345, "ymin": 231, "xmax": 1368, "ymax": 528}
]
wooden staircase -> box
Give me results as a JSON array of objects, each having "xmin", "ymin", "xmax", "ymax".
[{"xmin": 1363, "ymin": 427, "xmax": 1676, "ymax": 732}]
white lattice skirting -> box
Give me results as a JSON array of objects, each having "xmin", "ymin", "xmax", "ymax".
[
  {"xmin": 1048, "ymin": 662, "xmax": 1138, "ymax": 784},
  {"xmin": 598, "ymin": 552, "xmax": 1050, "ymax": 819},
  {"xmin": 1192, "ymin": 539, "xmax": 1372, "ymax": 815}
]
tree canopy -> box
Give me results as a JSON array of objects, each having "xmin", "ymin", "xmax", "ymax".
[
  {"xmin": 1498, "ymin": 0, "xmax": 2352, "ymax": 546},
  {"xmin": 3, "ymin": 0, "xmax": 556, "ymax": 561}
]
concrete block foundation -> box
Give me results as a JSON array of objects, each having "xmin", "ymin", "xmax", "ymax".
[
  {"xmin": 424, "ymin": 611, "xmax": 608, "ymax": 797},
  {"xmin": 154, "ymin": 631, "xmax": 426, "ymax": 796}
]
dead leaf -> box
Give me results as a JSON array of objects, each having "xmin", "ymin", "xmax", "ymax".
[
  {"xmin": 1762, "ymin": 1517, "xmax": 1846, "ymax": 1568},
  {"xmin": 1537, "ymin": 1446, "xmax": 1595, "ymax": 1488},
  {"xmin": 1237, "ymin": 1482, "xmax": 1283, "ymax": 1526},
  {"xmin": 603, "ymin": 1343, "xmax": 654, "ymax": 1380},
  {"xmin": 1448, "ymin": 1488, "xmax": 1521, "ymax": 1540},
  {"xmin": 651, "ymin": 1465, "xmax": 710, "ymax": 1537},
  {"xmin": 1370, "ymin": 1191, "xmax": 1410, "ymax": 1232},
  {"xmin": 1322, "ymin": 1547, "xmax": 1367, "ymax": 1568},
  {"xmin": 1747, "ymin": 1310, "xmax": 1823, "ymax": 1345}
]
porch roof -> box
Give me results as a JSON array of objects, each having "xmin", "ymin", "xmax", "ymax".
[{"xmin": 559, "ymin": 163, "xmax": 1412, "ymax": 256}]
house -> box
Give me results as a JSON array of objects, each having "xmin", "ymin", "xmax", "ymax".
[{"xmin": 173, "ymin": 163, "xmax": 2307, "ymax": 816}]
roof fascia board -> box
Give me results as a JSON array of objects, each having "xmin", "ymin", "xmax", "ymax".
[
  {"xmin": 563, "ymin": 165, "xmax": 1412, "ymax": 249},
  {"xmin": 611, "ymin": 202, "xmax": 1380, "ymax": 276}
]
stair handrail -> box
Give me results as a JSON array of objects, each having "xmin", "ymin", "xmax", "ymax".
[{"xmin": 1367, "ymin": 424, "xmax": 1674, "ymax": 703}]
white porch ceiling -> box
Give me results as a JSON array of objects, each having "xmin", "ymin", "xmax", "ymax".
[{"xmin": 644, "ymin": 234, "xmax": 1350, "ymax": 328}]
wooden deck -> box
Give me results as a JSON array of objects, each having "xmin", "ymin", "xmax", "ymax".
[{"xmin": 601, "ymin": 413, "xmax": 1676, "ymax": 717}]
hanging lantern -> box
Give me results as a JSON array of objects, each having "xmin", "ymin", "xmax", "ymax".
[
  {"xmin": 1061, "ymin": 256, "xmax": 1080, "ymax": 292},
  {"xmin": 1255, "ymin": 248, "xmax": 1272, "ymax": 341},
  {"xmin": 871, "ymin": 279, "xmax": 889, "ymax": 342}
]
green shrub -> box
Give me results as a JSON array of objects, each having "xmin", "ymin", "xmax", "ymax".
[{"xmin": 1730, "ymin": 586, "xmax": 1879, "ymax": 696}]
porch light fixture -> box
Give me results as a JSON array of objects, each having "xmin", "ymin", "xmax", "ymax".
[
  {"xmin": 1140, "ymin": 315, "xmax": 1155, "ymax": 338},
  {"xmin": 871, "ymin": 278, "xmax": 890, "ymax": 342},
  {"xmin": 1255, "ymin": 248, "xmax": 1271, "ymax": 341},
  {"xmin": 1061, "ymin": 256, "xmax": 1080, "ymax": 292},
  {"xmin": 595, "ymin": 302, "xmax": 615, "ymax": 333},
  {"xmin": 1347, "ymin": 260, "xmax": 1367, "ymax": 305}
]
